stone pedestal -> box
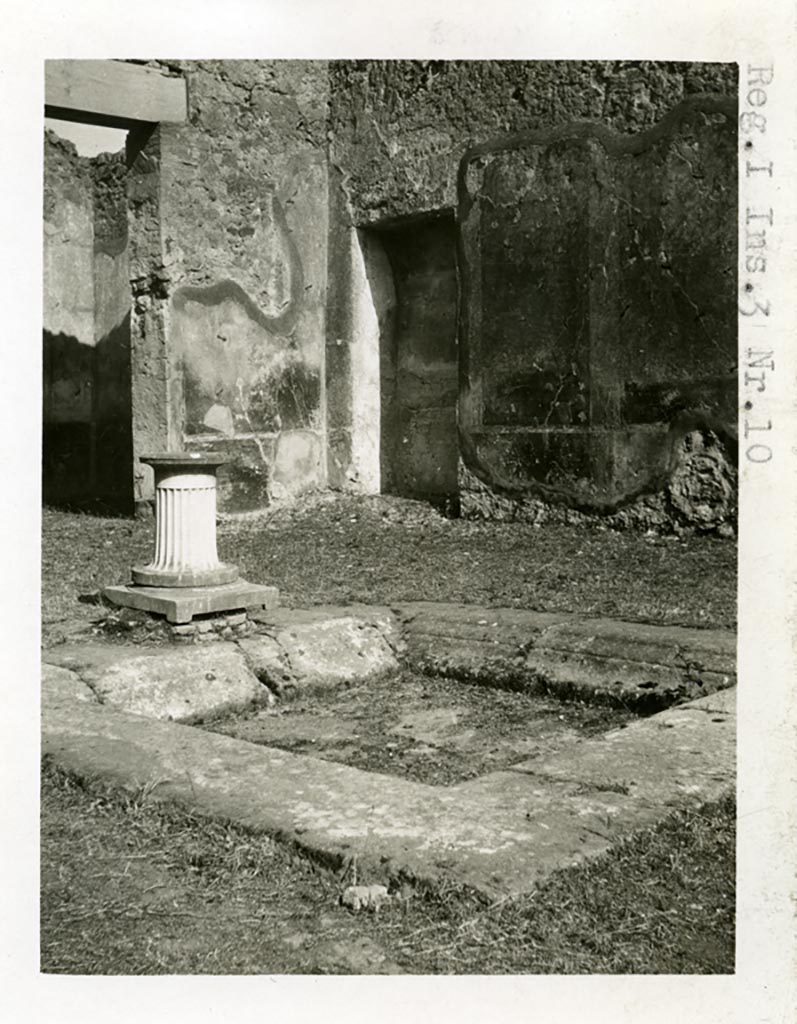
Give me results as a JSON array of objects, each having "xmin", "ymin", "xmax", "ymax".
[
  {"xmin": 103, "ymin": 580, "xmax": 279, "ymax": 624},
  {"xmin": 132, "ymin": 454, "xmax": 236, "ymax": 587},
  {"xmin": 104, "ymin": 452, "xmax": 279, "ymax": 623}
]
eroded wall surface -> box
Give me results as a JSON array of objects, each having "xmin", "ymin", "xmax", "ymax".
[
  {"xmin": 92, "ymin": 151, "xmax": 134, "ymax": 506},
  {"xmin": 135, "ymin": 60, "xmax": 330, "ymax": 512},
  {"xmin": 458, "ymin": 97, "xmax": 737, "ymax": 523},
  {"xmin": 327, "ymin": 60, "xmax": 736, "ymax": 221},
  {"xmin": 45, "ymin": 60, "xmax": 737, "ymax": 529},
  {"xmin": 44, "ymin": 132, "xmax": 95, "ymax": 507},
  {"xmin": 327, "ymin": 60, "xmax": 738, "ymax": 529}
]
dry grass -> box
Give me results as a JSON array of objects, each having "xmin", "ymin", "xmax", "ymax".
[
  {"xmin": 41, "ymin": 762, "xmax": 735, "ymax": 975},
  {"xmin": 40, "ymin": 494, "xmax": 736, "ymax": 974},
  {"xmin": 42, "ymin": 495, "xmax": 737, "ymax": 646}
]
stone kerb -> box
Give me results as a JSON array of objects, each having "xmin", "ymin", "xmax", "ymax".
[
  {"xmin": 41, "ymin": 600, "xmax": 737, "ymax": 895},
  {"xmin": 41, "ymin": 686, "xmax": 736, "ymax": 896},
  {"xmin": 42, "ymin": 607, "xmax": 404, "ymax": 722},
  {"xmin": 43, "ymin": 601, "xmax": 735, "ymax": 728},
  {"xmin": 396, "ymin": 602, "xmax": 736, "ymax": 710}
]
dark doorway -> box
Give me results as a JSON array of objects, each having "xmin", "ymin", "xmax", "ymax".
[
  {"xmin": 371, "ymin": 212, "xmax": 459, "ymax": 513},
  {"xmin": 43, "ymin": 122, "xmax": 134, "ymax": 514}
]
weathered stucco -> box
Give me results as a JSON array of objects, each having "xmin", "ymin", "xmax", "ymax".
[
  {"xmin": 457, "ymin": 96, "xmax": 737, "ymax": 522},
  {"xmin": 148, "ymin": 60, "xmax": 330, "ymax": 512},
  {"xmin": 327, "ymin": 60, "xmax": 736, "ymax": 222},
  {"xmin": 92, "ymin": 150, "xmax": 134, "ymax": 505},
  {"xmin": 44, "ymin": 59, "xmax": 738, "ymax": 529},
  {"xmin": 127, "ymin": 124, "xmax": 173, "ymax": 511},
  {"xmin": 328, "ymin": 60, "xmax": 738, "ymax": 530}
]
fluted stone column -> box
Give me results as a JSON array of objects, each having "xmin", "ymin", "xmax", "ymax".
[
  {"xmin": 104, "ymin": 451, "xmax": 279, "ymax": 623},
  {"xmin": 132, "ymin": 454, "xmax": 237, "ymax": 587}
]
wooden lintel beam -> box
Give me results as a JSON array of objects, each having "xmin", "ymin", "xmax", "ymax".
[{"xmin": 45, "ymin": 59, "xmax": 187, "ymax": 128}]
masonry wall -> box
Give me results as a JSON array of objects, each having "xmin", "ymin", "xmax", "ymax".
[
  {"xmin": 92, "ymin": 151, "xmax": 134, "ymax": 507},
  {"xmin": 327, "ymin": 60, "xmax": 739, "ymax": 530},
  {"xmin": 458, "ymin": 97, "xmax": 737, "ymax": 525},
  {"xmin": 328, "ymin": 61, "xmax": 736, "ymax": 219},
  {"xmin": 46, "ymin": 60, "xmax": 738, "ymax": 530},
  {"xmin": 43, "ymin": 133, "xmax": 94, "ymax": 505},
  {"xmin": 134, "ymin": 60, "xmax": 330, "ymax": 513}
]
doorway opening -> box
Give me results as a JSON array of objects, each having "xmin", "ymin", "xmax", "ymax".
[
  {"xmin": 43, "ymin": 118, "xmax": 133, "ymax": 513},
  {"xmin": 366, "ymin": 211, "xmax": 459, "ymax": 514}
]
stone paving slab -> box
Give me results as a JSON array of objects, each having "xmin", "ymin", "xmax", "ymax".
[
  {"xmin": 42, "ymin": 663, "xmax": 99, "ymax": 707},
  {"xmin": 41, "ymin": 678, "xmax": 735, "ymax": 896},
  {"xmin": 250, "ymin": 604, "xmax": 405, "ymax": 656},
  {"xmin": 451, "ymin": 688, "xmax": 735, "ymax": 809},
  {"xmin": 527, "ymin": 617, "xmax": 736, "ymax": 706}
]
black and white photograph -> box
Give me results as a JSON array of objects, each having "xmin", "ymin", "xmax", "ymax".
[{"xmin": 2, "ymin": 1, "xmax": 796, "ymax": 1021}]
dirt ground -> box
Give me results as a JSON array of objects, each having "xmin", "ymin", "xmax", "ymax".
[
  {"xmin": 41, "ymin": 494, "xmax": 737, "ymax": 647},
  {"xmin": 204, "ymin": 669, "xmax": 638, "ymax": 785}
]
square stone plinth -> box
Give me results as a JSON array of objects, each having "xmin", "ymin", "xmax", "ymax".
[{"xmin": 103, "ymin": 580, "xmax": 279, "ymax": 624}]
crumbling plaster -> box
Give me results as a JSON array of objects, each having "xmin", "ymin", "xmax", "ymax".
[
  {"xmin": 328, "ymin": 60, "xmax": 738, "ymax": 530},
  {"xmin": 129, "ymin": 60, "xmax": 330, "ymax": 512},
  {"xmin": 327, "ymin": 60, "xmax": 736, "ymax": 222},
  {"xmin": 47, "ymin": 59, "xmax": 738, "ymax": 529}
]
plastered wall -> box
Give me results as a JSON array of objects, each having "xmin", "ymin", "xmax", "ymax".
[
  {"xmin": 45, "ymin": 60, "xmax": 738, "ymax": 529},
  {"xmin": 131, "ymin": 60, "xmax": 330, "ymax": 512}
]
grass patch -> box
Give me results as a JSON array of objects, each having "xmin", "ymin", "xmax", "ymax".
[
  {"xmin": 42, "ymin": 495, "xmax": 737, "ymax": 646},
  {"xmin": 41, "ymin": 761, "xmax": 734, "ymax": 975}
]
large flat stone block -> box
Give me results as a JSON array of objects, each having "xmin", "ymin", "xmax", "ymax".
[
  {"xmin": 45, "ymin": 60, "xmax": 187, "ymax": 127},
  {"xmin": 43, "ymin": 643, "xmax": 270, "ymax": 723},
  {"xmin": 397, "ymin": 602, "xmax": 736, "ymax": 709},
  {"xmin": 527, "ymin": 617, "xmax": 736, "ymax": 706},
  {"xmin": 42, "ymin": 663, "xmax": 99, "ymax": 707},
  {"xmin": 240, "ymin": 612, "xmax": 400, "ymax": 693},
  {"xmin": 250, "ymin": 604, "xmax": 404, "ymax": 655},
  {"xmin": 498, "ymin": 690, "xmax": 736, "ymax": 807}
]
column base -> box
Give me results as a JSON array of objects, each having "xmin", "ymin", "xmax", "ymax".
[
  {"xmin": 131, "ymin": 562, "xmax": 239, "ymax": 588},
  {"xmin": 103, "ymin": 580, "xmax": 280, "ymax": 624}
]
